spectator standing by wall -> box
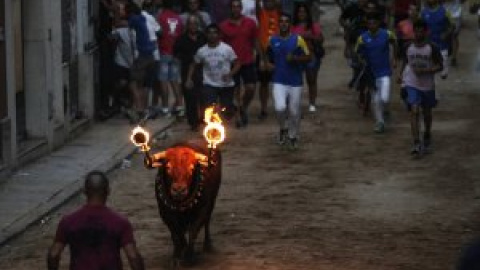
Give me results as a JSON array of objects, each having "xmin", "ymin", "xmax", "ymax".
[
  {"xmin": 157, "ymin": 0, "xmax": 185, "ymax": 116},
  {"xmin": 110, "ymin": 11, "xmax": 136, "ymax": 120},
  {"xmin": 125, "ymin": 1, "xmax": 157, "ymax": 123},
  {"xmin": 180, "ymin": 0, "xmax": 212, "ymax": 31},
  {"xmin": 47, "ymin": 171, "xmax": 145, "ymax": 270}
]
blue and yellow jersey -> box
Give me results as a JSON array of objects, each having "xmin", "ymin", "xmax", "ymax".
[
  {"xmin": 421, "ymin": 5, "xmax": 452, "ymax": 50},
  {"xmin": 355, "ymin": 29, "xmax": 396, "ymax": 78},
  {"xmin": 268, "ymin": 34, "xmax": 310, "ymax": 87}
]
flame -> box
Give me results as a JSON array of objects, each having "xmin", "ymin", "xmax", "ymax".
[
  {"xmin": 130, "ymin": 126, "xmax": 151, "ymax": 152},
  {"xmin": 203, "ymin": 106, "xmax": 225, "ymax": 149}
]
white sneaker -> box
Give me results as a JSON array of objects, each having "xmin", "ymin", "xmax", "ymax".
[{"xmin": 308, "ymin": 105, "xmax": 317, "ymax": 112}]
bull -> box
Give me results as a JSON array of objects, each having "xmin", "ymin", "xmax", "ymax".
[{"xmin": 144, "ymin": 141, "xmax": 222, "ymax": 265}]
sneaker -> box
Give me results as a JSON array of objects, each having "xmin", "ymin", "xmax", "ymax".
[
  {"xmin": 277, "ymin": 129, "xmax": 288, "ymax": 145},
  {"xmin": 374, "ymin": 122, "xmax": 385, "ymax": 134},
  {"xmin": 308, "ymin": 104, "xmax": 317, "ymax": 113},
  {"xmin": 287, "ymin": 137, "xmax": 299, "ymax": 151}
]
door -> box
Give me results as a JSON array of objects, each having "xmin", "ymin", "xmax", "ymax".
[
  {"xmin": 0, "ymin": 0, "xmax": 6, "ymax": 120},
  {"xmin": 13, "ymin": 0, "xmax": 26, "ymax": 141}
]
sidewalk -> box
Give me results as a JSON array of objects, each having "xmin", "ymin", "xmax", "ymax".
[{"xmin": 0, "ymin": 116, "xmax": 176, "ymax": 246}]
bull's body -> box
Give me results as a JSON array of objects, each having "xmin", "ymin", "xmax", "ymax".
[{"xmin": 151, "ymin": 142, "xmax": 221, "ymax": 264}]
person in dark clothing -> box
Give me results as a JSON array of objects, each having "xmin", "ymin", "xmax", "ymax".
[
  {"xmin": 47, "ymin": 171, "xmax": 145, "ymax": 270},
  {"xmin": 173, "ymin": 15, "xmax": 207, "ymax": 131}
]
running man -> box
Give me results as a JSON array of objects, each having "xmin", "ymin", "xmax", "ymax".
[
  {"xmin": 420, "ymin": 0, "xmax": 453, "ymax": 79},
  {"xmin": 355, "ymin": 13, "xmax": 397, "ymax": 133},
  {"xmin": 220, "ymin": 0, "xmax": 259, "ymax": 128},
  {"xmin": 266, "ymin": 13, "xmax": 312, "ymax": 150},
  {"xmin": 399, "ymin": 19, "xmax": 443, "ymax": 156}
]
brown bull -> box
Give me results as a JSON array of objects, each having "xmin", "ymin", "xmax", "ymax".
[{"xmin": 145, "ymin": 142, "xmax": 221, "ymax": 265}]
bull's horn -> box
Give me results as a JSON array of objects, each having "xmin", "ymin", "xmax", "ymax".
[
  {"xmin": 194, "ymin": 153, "xmax": 208, "ymax": 162},
  {"xmin": 152, "ymin": 151, "xmax": 167, "ymax": 160}
]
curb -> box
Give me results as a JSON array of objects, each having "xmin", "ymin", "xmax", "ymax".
[{"xmin": 0, "ymin": 119, "xmax": 177, "ymax": 247}]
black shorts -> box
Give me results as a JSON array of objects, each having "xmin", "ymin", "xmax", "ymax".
[
  {"xmin": 114, "ymin": 64, "xmax": 130, "ymax": 82},
  {"xmin": 234, "ymin": 63, "xmax": 258, "ymax": 86},
  {"xmin": 256, "ymin": 56, "xmax": 272, "ymax": 84}
]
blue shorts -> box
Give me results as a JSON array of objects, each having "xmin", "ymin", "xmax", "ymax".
[
  {"xmin": 157, "ymin": 55, "xmax": 180, "ymax": 82},
  {"xmin": 406, "ymin": 86, "xmax": 437, "ymax": 108}
]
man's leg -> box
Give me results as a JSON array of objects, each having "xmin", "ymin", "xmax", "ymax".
[
  {"xmin": 371, "ymin": 77, "xmax": 387, "ymax": 133},
  {"xmin": 158, "ymin": 58, "xmax": 171, "ymax": 116},
  {"xmin": 440, "ymin": 49, "xmax": 449, "ymax": 79},
  {"xmin": 258, "ymin": 70, "xmax": 270, "ymax": 119},
  {"xmin": 181, "ymin": 69, "xmax": 199, "ymax": 130},
  {"xmin": 218, "ymin": 86, "xmax": 236, "ymax": 121},
  {"xmin": 240, "ymin": 63, "xmax": 258, "ymax": 126},
  {"xmin": 306, "ymin": 65, "xmax": 320, "ymax": 111},
  {"xmin": 287, "ymin": 85, "xmax": 303, "ymax": 141},
  {"xmin": 378, "ymin": 76, "xmax": 392, "ymax": 120},
  {"xmin": 422, "ymin": 90, "xmax": 436, "ymax": 152},
  {"xmin": 170, "ymin": 59, "xmax": 184, "ymax": 115},
  {"xmin": 272, "ymin": 83, "xmax": 288, "ymax": 144}
]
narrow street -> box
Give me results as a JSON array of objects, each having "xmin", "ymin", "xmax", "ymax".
[{"xmin": 1, "ymin": 5, "xmax": 480, "ymax": 270}]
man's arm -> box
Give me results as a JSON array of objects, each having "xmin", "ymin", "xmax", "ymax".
[
  {"xmin": 288, "ymin": 36, "xmax": 312, "ymax": 64},
  {"xmin": 47, "ymin": 242, "xmax": 65, "ymax": 270},
  {"xmin": 388, "ymin": 30, "xmax": 398, "ymax": 68},
  {"xmin": 123, "ymin": 243, "xmax": 145, "ymax": 270}
]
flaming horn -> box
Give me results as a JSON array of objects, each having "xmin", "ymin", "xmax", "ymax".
[
  {"xmin": 203, "ymin": 106, "xmax": 226, "ymax": 166},
  {"xmin": 130, "ymin": 105, "xmax": 226, "ymax": 167}
]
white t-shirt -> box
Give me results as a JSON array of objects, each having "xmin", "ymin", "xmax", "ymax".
[
  {"xmin": 242, "ymin": 0, "xmax": 257, "ymax": 24},
  {"xmin": 195, "ymin": 42, "xmax": 237, "ymax": 87},
  {"xmin": 112, "ymin": 27, "xmax": 136, "ymax": 68},
  {"xmin": 443, "ymin": 0, "xmax": 462, "ymax": 19},
  {"xmin": 141, "ymin": 11, "xmax": 161, "ymax": 60}
]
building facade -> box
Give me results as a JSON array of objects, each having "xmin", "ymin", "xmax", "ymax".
[{"xmin": 0, "ymin": 0, "xmax": 101, "ymax": 179}]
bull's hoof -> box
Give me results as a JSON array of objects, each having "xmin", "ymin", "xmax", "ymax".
[
  {"xmin": 181, "ymin": 249, "xmax": 197, "ymax": 267},
  {"xmin": 170, "ymin": 258, "xmax": 181, "ymax": 269},
  {"xmin": 180, "ymin": 256, "xmax": 197, "ymax": 267}
]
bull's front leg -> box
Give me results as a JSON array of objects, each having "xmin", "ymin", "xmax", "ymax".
[
  {"xmin": 203, "ymin": 218, "xmax": 213, "ymax": 252},
  {"xmin": 183, "ymin": 224, "xmax": 202, "ymax": 266}
]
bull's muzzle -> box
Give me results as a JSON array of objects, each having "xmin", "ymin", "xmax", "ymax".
[{"xmin": 171, "ymin": 184, "xmax": 188, "ymax": 200}]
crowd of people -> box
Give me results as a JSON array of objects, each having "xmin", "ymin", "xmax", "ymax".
[
  {"xmin": 99, "ymin": 0, "xmax": 475, "ymax": 155},
  {"xmin": 99, "ymin": 0, "xmax": 324, "ymax": 151},
  {"xmin": 338, "ymin": 0, "xmax": 472, "ymax": 156}
]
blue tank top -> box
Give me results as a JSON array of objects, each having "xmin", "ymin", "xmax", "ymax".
[
  {"xmin": 356, "ymin": 29, "xmax": 394, "ymax": 78},
  {"xmin": 421, "ymin": 6, "xmax": 450, "ymax": 50},
  {"xmin": 269, "ymin": 34, "xmax": 309, "ymax": 86}
]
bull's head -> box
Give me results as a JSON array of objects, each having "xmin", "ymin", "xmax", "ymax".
[{"xmin": 150, "ymin": 147, "xmax": 208, "ymax": 201}]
